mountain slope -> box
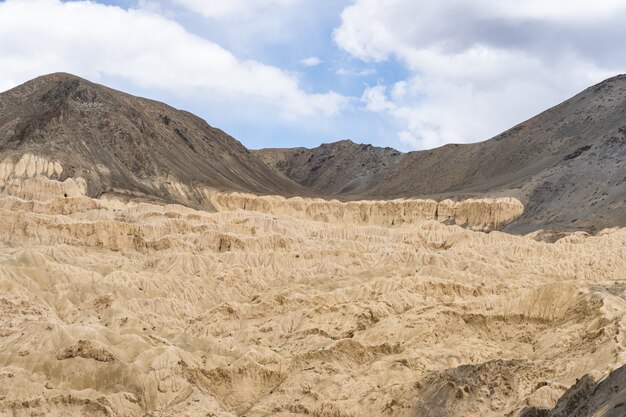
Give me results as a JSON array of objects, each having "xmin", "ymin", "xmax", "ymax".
[
  {"xmin": 0, "ymin": 73, "xmax": 307, "ymax": 207},
  {"xmin": 255, "ymin": 75, "xmax": 626, "ymax": 233},
  {"xmin": 256, "ymin": 140, "xmax": 403, "ymax": 195}
]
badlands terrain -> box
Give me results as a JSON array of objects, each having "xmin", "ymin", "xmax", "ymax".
[{"xmin": 0, "ymin": 74, "xmax": 625, "ymax": 416}]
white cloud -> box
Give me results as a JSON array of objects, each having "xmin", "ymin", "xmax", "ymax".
[
  {"xmin": 336, "ymin": 67, "xmax": 376, "ymax": 77},
  {"xmin": 361, "ymin": 85, "xmax": 395, "ymax": 112},
  {"xmin": 0, "ymin": 0, "xmax": 345, "ymax": 119},
  {"xmin": 300, "ymin": 56, "xmax": 322, "ymax": 67},
  {"xmin": 171, "ymin": 0, "xmax": 299, "ymax": 19},
  {"xmin": 491, "ymin": 0, "xmax": 626, "ymax": 21},
  {"xmin": 335, "ymin": 0, "xmax": 626, "ymax": 149}
]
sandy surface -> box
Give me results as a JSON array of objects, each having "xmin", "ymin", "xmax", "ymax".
[{"xmin": 0, "ymin": 190, "xmax": 624, "ymax": 417}]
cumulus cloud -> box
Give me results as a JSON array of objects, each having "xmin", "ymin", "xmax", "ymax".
[
  {"xmin": 0, "ymin": 0, "xmax": 345, "ymax": 119},
  {"xmin": 300, "ymin": 56, "xmax": 322, "ymax": 67},
  {"xmin": 335, "ymin": 0, "xmax": 626, "ymax": 149}
]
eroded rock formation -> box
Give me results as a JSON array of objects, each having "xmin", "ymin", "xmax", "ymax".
[{"xmin": 0, "ymin": 188, "xmax": 623, "ymax": 417}]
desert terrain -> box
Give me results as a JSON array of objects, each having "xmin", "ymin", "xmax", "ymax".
[
  {"xmin": 0, "ymin": 74, "xmax": 625, "ymax": 416},
  {"xmin": 0, "ymin": 152, "xmax": 625, "ymax": 417}
]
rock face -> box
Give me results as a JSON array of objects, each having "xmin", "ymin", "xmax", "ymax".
[
  {"xmin": 0, "ymin": 191, "xmax": 624, "ymax": 417},
  {"xmin": 209, "ymin": 192, "xmax": 524, "ymax": 231},
  {"xmin": 520, "ymin": 363, "xmax": 626, "ymax": 417},
  {"xmin": 56, "ymin": 340, "xmax": 116, "ymax": 362},
  {"xmin": 0, "ymin": 151, "xmax": 523, "ymax": 232},
  {"xmin": 0, "ymin": 153, "xmax": 87, "ymax": 200},
  {"xmin": 0, "ymin": 73, "xmax": 308, "ymax": 208},
  {"xmin": 255, "ymin": 75, "xmax": 626, "ymax": 234}
]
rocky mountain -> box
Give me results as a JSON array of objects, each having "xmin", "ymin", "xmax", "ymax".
[
  {"xmin": 255, "ymin": 140, "xmax": 403, "ymax": 195},
  {"xmin": 255, "ymin": 75, "xmax": 626, "ymax": 234},
  {"xmin": 2, "ymin": 73, "xmax": 624, "ymax": 233},
  {"xmin": 0, "ymin": 73, "xmax": 307, "ymax": 208}
]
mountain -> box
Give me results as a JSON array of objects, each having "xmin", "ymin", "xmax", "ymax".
[
  {"xmin": 255, "ymin": 75, "xmax": 626, "ymax": 233},
  {"xmin": 0, "ymin": 73, "xmax": 307, "ymax": 208},
  {"xmin": 255, "ymin": 140, "xmax": 403, "ymax": 195},
  {"xmin": 2, "ymin": 73, "xmax": 624, "ymax": 234}
]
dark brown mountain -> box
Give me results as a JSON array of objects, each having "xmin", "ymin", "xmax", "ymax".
[
  {"xmin": 0, "ymin": 73, "xmax": 307, "ymax": 207},
  {"xmin": 2, "ymin": 73, "xmax": 624, "ymax": 233},
  {"xmin": 255, "ymin": 140, "xmax": 403, "ymax": 195},
  {"xmin": 255, "ymin": 75, "xmax": 626, "ymax": 233}
]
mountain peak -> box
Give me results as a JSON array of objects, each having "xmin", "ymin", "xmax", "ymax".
[
  {"xmin": 35, "ymin": 71, "xmax": 86, "ymax": 82},
  {"xmin": 597, "ymin": 73, "xmax": 626, "ymax": 84},
  {"xmin": 257, "ymin": 74, "xmax": 626, "ymax": 233},
  {"xmin": 12, "ymin": 72, "xmax": 92, "ymax": 94},
  {"xmin": 0, "ymin": 73, "xmax": 307, "ymax": 206}
]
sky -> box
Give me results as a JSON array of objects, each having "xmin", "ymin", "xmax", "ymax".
[{"xmin": 0, "ymin": 0, "xmax": 625, "ymax": 151}]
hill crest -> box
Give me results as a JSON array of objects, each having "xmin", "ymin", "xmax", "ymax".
[
  {"xmin": 0, "ymin": 73, "xmax": 308, "ymax": 208},
  {"xmin": 255, "ymin": 75, "xmax": 626, "ymax": 233}
]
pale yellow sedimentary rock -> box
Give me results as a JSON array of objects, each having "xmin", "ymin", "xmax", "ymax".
[
  {"xmin": 0, "ymin": 190, "xmax": 623, "ymax": 417},
  {"xmin": 206, "ymin": 191, "xmax": 524, "ymax": 231},
  {"xmin": 1, "ymin": 154, "xmax": 524, "ymax": 231},
  {"xmin": 0, "ymin": 154, "xmax": 85, "ymax": 201}
]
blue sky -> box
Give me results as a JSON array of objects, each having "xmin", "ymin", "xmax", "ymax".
[{"xmin": 1, "ymin": 0, "xmax": 625, "ymax": 151}]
